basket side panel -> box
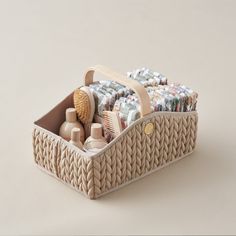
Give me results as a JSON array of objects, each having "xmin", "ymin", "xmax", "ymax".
[
  {"xmin": 93, "ymin": 112, "xmax": 198, "ymax": 198},
  {"xmin": 33, "ymin": 127, "xmax": 58, "ymax": 175},
  {"xmin": 57, "ymin": 142, "xmax": 95, "ymax": 198}
]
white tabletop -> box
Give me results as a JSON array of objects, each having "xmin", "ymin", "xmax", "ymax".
[{"xmin": 1, "ymin": 0, "xmax": 236, "ymax": 234}]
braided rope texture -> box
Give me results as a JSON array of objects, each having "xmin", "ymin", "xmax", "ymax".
[{"xmin": 33, "ymin": 112, "xmax": 198, "ymax": 199}]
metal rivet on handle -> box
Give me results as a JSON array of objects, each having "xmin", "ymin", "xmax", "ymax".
[{"xmin": 144, "ymin": 122, "xmax": 154, "ymax": 135}]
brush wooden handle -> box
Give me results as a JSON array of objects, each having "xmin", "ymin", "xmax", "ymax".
[{"xmin": 84, "ymin": 65, "xmax": 152, "ymax": 117}]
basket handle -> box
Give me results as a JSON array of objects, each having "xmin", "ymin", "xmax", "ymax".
[{"xmin": 84, "ymin": 65, "xmax": 152, "ymax": 117}]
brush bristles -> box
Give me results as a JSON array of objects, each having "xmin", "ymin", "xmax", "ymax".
[
  {"xmin": 73, "ymin": 88, "xmax": 91, "ymax": 124},
  {"xmin": 103, "ymin": 111, "xmax": 122, "ymax": 138}
]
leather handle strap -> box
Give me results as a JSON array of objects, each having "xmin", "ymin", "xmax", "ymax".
[{"xmin": 83, "ymin": 65, "xmax": 152, "ymax": 117}]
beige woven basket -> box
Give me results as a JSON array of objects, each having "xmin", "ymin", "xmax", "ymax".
[{"xmin": 33, "ymin": 65, "xmax": 198, "ymax": 199}]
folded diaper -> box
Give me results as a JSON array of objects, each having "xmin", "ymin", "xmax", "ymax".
[{"xmin": 89, "ymin": 68, "xmax": 198, "ymax": 129}]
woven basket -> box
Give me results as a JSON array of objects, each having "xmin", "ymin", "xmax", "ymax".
[{"xmin": 33, "ymin": 65, "xmax": 198, "ymax": 199}]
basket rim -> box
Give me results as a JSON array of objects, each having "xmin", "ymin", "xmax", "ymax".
[{"xmin": 34, "ymin": 110, "xmax": 198, "ymax": 160}]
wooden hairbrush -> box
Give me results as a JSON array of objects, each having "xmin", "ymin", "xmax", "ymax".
[{"xmin": 73, "ymin": 86, "xmax": 95, "ymax": 138}]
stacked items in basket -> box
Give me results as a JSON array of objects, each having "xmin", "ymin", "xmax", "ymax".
[{"xmin": 59, "ymin": 67, "xmax": 198, "ymax": 151}]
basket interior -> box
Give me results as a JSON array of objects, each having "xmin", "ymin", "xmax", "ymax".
[
  {"xmin": 34, "ymin": 92, "xmax": 198, "ymax": 148},
  {"xmin": 34, "ymin": 93, "xmax": 74, "ymax": 135}
]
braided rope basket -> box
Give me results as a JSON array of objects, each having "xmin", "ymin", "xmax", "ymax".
[{"xmin": 33, "ymin": 65, "xmax": 198, "ymax": 199}]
